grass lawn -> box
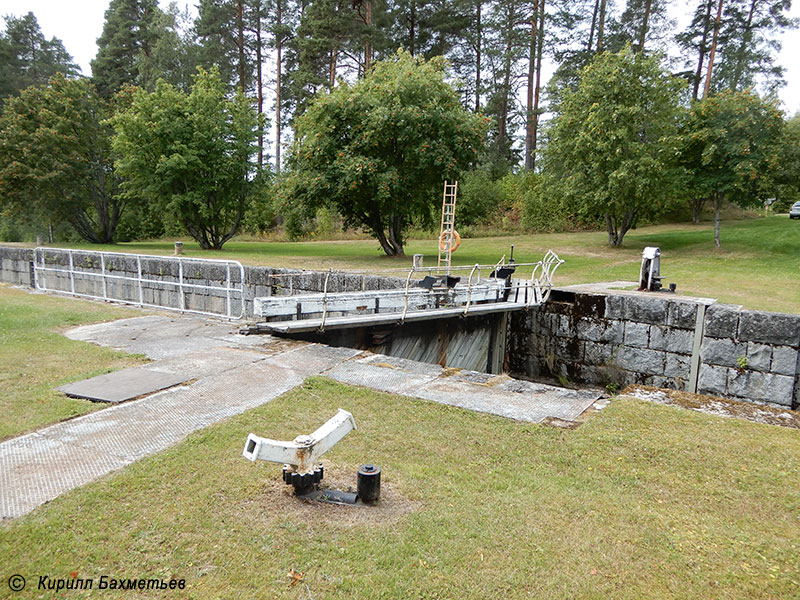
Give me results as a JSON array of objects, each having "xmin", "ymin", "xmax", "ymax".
[
  {"xmin": 53, "ymin": 215, "xmax": 800, "ymax": 314},
  {"xmin": 0, "ymin": 285, "xmax": 148, "ymax": 441},
  {"xmin": 1, "ymin": 377, "xmax": 798, "ymax": 598}
]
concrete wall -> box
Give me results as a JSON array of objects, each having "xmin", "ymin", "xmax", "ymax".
[
  {"xmin": 0, "ymin": 247, "xmax": 34, "ymax": 286},
  {"xmin": 507, "ymin": 289, "xmax": 800, "ymax": 409},
  {"xmin": 0, "ymin": 247, "xmax": 404, "ymax": 317}
]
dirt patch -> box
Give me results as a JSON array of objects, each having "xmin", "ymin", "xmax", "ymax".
[
  {"xmin": 622, "ymin": 385, "xmax": 800, "ymax": 429},
  {"xmin": 236, "ymin": 469, "xmax": 422, "ymax": 528}
]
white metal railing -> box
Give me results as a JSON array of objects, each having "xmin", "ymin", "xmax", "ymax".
[
  {"xmin": 255, "ymin": 251, "xmax": 564, "ymax": 331},
  {"xmin": 33, "ymin": 248, "xmax": 246, "ymax": 320}
]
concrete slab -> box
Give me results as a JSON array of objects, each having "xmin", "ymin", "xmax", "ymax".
[
  {"xmin": 261, "ymin": 343, "xmax": 363, "ymax": 376},
  {"xmin": 326, "ymin": 352, "xmax": 444, "ymax": 395},
  {"xmin": 145, "ymin": 346, "xmax": 274, "ymax": 379},
  {"xmin": 65, "ymin": 315, "xmax": 280, "ymax": 360},
  {"xmin": 57, "ymin": 368, "xmax": 188, "ymax": 403},
  {"xmin": 39, "ymin": 361, "xmax": 306, "ymax": 461},
  {"xmin": 417, "ymin": 378, "xmax": 599, "ymax": 423},
  {"xmin": 327, "ymin": 354, "xmax": 599, "ymax": 423},
  {"xmin": 2, "ymin": 313, "xmax": 601, "ymax": 520},
  {"xmin": 0, "ymin": 433, "xmax": 132, "ymax": 519}
]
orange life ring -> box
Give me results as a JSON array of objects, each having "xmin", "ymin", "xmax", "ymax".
[{"xmin": 439, "ymin": 230, "xmax": 461, "ymax": 252}]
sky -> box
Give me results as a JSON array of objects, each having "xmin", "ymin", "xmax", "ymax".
[{"xmin": 1, "ymin": 0, "xmax": 799, "ymax": 117}]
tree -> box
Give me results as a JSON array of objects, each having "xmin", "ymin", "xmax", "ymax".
[
  {"xmin": 772, "ymin": 113, "xmax": 800, "ymax": 209},
  {"xmin": 111, "ymin": 68, "xmax": 262, "ymax": 249},
  {"xmin": 91, "ymin": 0, "xmax": 163, "ymax": 98},
  {"xmin": 679, "ymin": 89, "xmax": 783, "ymax": 247},
  {"xmin": 138, "ymin": 2, "xmax": 200, "ymax": 92},
  {"xmin": 283, "ymin": 50, "xmax": 488, "ymax": 256},
  {"xmin": 0, "ymin": 12, "xmax": 79, "ymax": 100},
  {"xmin": 542, "ymin": 46, "xmax": 684, "ymax": 247},
  {"xmin": 483, "ymin": 0, "xmax": 527, "ymax": 174},
  {"xmin": 712, "ymin": 0, "xmax": 796, "ymax": 94},
  {"xmin": 675, "ymin": 0, "xmax": 716, "ymax": 100},
  {"xmin": 607, "ymin": 0, "xmax": 672, "ymax": 54},
  {"xmin": 0, "ymin": 75, "xmax": 123, "ymax": 242}
]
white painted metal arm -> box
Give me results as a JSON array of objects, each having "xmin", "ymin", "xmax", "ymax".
[
  {"xmin": 306, "ymin": 409, "xmax": 357, "ymax": 459},
  {"xmin": 242, "ymin": 409, "xmax": 357, "ymax": 473}
]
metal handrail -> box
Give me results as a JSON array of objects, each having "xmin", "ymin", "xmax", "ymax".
[
  {"xmin": 33, "ymin": 248, "xmax": 246, "ymax": 319},
  {"xmin": 319, "ymin": 269, "xmax": 332, "ymax": 331},
  {"xmin": 463, "ymin": 264, "xmax": 480, "ymax": 315}
]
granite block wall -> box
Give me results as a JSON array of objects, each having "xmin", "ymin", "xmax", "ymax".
[{"xmin": 508, "ymin": 289, "xmax": 800, "ymax": 409}]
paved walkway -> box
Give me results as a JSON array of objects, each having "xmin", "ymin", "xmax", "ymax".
[{"xmin": 1, "ymin": 315, "xmax": 600, "ymax": 520}]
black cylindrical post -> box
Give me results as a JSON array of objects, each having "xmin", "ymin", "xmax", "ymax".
[{"xmin": 357, "ymin": 464, "xmax": 381, "ymax": 502}]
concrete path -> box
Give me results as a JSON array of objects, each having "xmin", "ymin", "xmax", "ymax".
[{"xmin": 1, "ymin": 315, "xmax": 600, "ymax": 520}]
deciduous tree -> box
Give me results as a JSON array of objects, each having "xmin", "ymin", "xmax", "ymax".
[
  {"xmin": 542, "ymin": 46, "xmax": 684, "ymax": 247},
  {"xmin": 111, "ymin": 68, "xmax": 262, "ymax": 249},
  {"xmin": 0, "ymin": 75, "xmax": 122, "ymax": 242},
  {"xmin": 283, "ymin": 50, "xmax": 488, "ymax": 256},
  {"xmin": 679, "ymin": 89, "xmax": 784, "ymax": 246}
]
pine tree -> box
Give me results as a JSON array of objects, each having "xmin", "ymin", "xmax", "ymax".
[
  {"xmin": 608, "ymin": 0, "xmax": 672, "ymax": 53},
  {"xmin": 138, "ymin": 2, "xmax": 199, "ymax": 92},
  {"xmin": 675, "ymin": 0, "xmax": 716, "ymax": 101},
  {"xmin": 91, "ymin": 0, "xmax": 163, "ymax": 98},
  {"xmin": 482, "ymin": 0, "xmax": 532, "ymax": 173},
  {"xmin": 0, "ymin": 12, "xmax": 79, "ymax": 100},
  {"xmin": 713, "ymin": 0, "xmax": 795, "ymax": 93}
]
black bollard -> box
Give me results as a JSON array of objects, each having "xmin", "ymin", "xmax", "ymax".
[{"xmin": 357, "ymin": 464, "xmax": 381, "ymax": 502}]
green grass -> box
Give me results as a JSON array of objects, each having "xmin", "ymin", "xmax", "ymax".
[
  {"xmin": 1, "ymin": 377, "xmax": 797, "ymax": 598},
  {"xmin": 50, "ymin": 215, "xmax": 800, "ymax": 314},
  {"xmin": 0, "ymin": 285, "xmax": 148, "ymax": 440}
]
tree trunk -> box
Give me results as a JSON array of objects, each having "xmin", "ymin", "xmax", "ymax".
[
  {"xmin": 692, "ymin": 0, "xmax": 714, "ymax": 101},
  {"xmin": 714, "ymin": 194, "xmax": 722, "ymax": 247},
  {"xmin": 525, "ymin": 0, "xmax": 539, "ymax": 171},
  {"xmin": 387, "ymin": 214, "xmax": 405, "ymax": 256},
  {"xmin": 703, "ymin": 0, "xmax": 724, "ymax": 98},
  {"xmin": 605, "ymin": 213, "xmax": 617, "ymax": 246},
  {"xmin": 587, "ymin": 0, "xmax": 600, "ymax": 53},
  {"xmin": 475, "ymin": 0, "xmax": 482, "ymax": 112},
  {"xmin": 410, "ymin": 1, "xmax": 416, "ymax": 56},
  {"xmin": 637, "ymin": 0, "xmax": 652, "ymax": 52},
  {"xmin": 731, "ymin": 0, "xmax": 756, "ymax": 90},
  {"xmin": 690, "ymin": 197, "xmax": 706, "ymax": 223},
  {"xmin": 275, "ymin": 0, "xmax": 282, "ymax": 173},
  {"xmin": 329, "ymin": 48, "xmax": 337, "ymax": 87},
  {"xmin": 237, "ymin": 0, "xmax": 246, "ymax": 94},
  {"xmin": 364, "ymin": 0, "xmax": 372, "ymax": 73},
  {"xmin": 597, "ymin": 0, "xmax": 607, "ymax": 51},
  {"xmin": 605, "ymin": 209, "xmax": 637, "ymax": 247},
  {"xmin": 498, "ymin": 0, "xmax": 516, "ymax": 155},
  {"xmin": 255, "ymin": 1, "xmax": 264, "ymax": 169},
  {"xmin": 531, "ymin": 0, "xmax": 545, "ymax": 170}
]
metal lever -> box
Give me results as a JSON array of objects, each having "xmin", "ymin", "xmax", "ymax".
[{"xmin": 242, "ymin": 409, "xmax": 357, "ymax": 475}]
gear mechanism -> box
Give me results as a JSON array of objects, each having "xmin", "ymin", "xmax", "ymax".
[{"xmin": 282, "ymin": 464, "xmax": 324, "ymax": 494}]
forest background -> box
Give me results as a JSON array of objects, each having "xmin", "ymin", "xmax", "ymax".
[{"xmin": 1, "ymin": 0, "xmax": 799, "ymax": 253}]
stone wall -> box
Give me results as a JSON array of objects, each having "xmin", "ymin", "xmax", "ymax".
[
  {"xmin": 0, "ymin": 247, "xmax": 34, "ymax": 286},
  {"xmin": 507, "ymin": 288, "xmax": 800, "ymax": 409},
  {"xmin": 699, "ymin": 304, "xmax": 800, "ymax": 408}
]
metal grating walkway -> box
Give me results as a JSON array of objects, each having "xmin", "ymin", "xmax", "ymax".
[{"xmin": 1, "ymin": 315, "xmax": 600, "ymax": 520}]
